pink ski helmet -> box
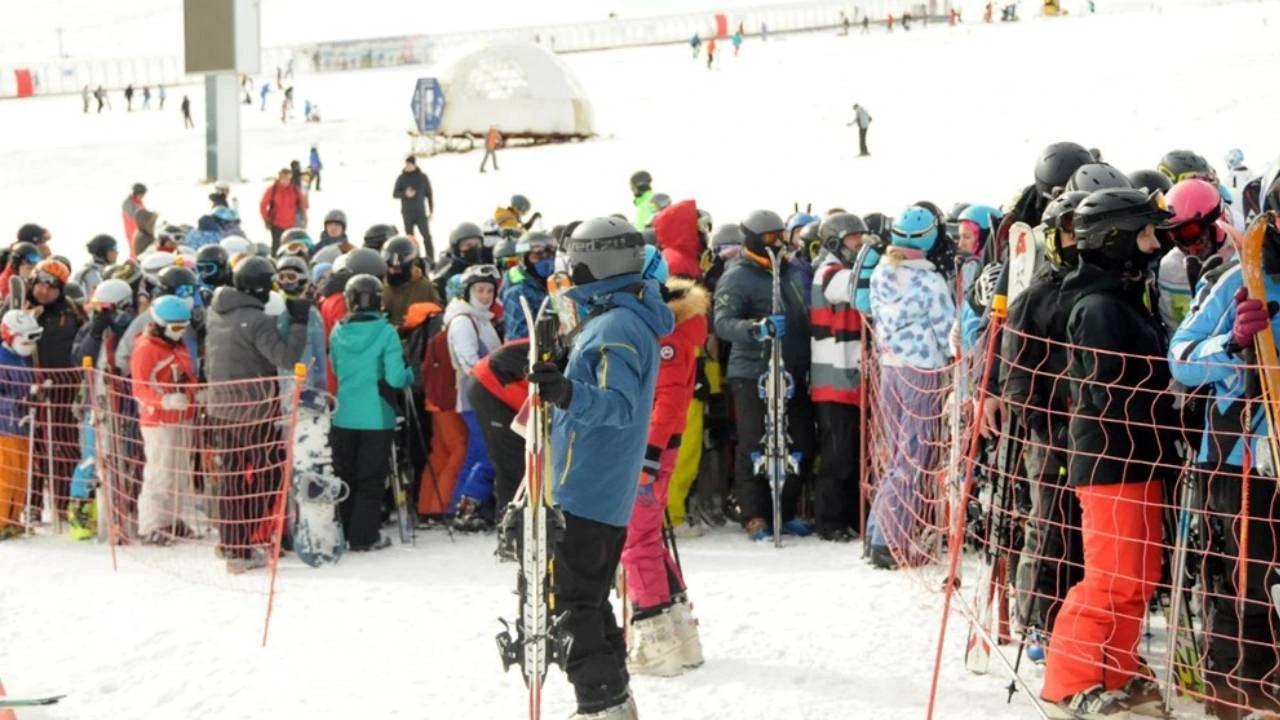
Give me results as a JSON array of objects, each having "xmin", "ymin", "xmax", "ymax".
[{"xmin": 1160, "ymin": 178, "xmax": 1224, "ymax": 255}]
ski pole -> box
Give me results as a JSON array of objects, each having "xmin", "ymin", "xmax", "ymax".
[{"xmin": 663, "ymin": 508, "xmax": 683, "ymax": 576}]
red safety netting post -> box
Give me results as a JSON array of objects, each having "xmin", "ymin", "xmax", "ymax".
[{"xmin": 262, "ymin": 364, "xmax": 306, "ymax": 647}]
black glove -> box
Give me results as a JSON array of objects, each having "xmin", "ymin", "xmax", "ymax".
[
  {"xmin": 90, "ymin": 309, "xmax": 115, "ymax": 338},
  {"xmin": 284, "ymin": 298, "xmax": 311, "ymax": 325},
  {"xmin": 528, "ymin": 361, "xmax": 572, "ymax": 409}
]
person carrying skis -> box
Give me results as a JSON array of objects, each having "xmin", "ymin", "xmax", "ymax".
[
  {"xmin": 527, "ymin": 217, "xmax": 673, "ymax": 720},
  {"xmin": 712, "ymin": 209, "xmax": 815, "ymax": 541},
  {"xmin": 620, "ymin": 246, "xmax": 708, "ymax": 677},
  {"xmin": 329, "ymin": 274, "xmax": 412, "ymax": 552},
  {"xmin": 129, "ymin": 295, "xmax": 198, "ymax": 546},
  {"xmin": 1168, "ymin": 206, "xmax": 1280, "ymax": 717},
  {"xmin": 865, "ymin": 206, "xmax": 954, "ymax": 570},
  {"xmin": 0, "ymin": 310, "xmax": 40, "ymax": 539},
  {"xmin": 1039, "ymin": 187, "xmax": 1180, "ymax": 716},
  {"xmin": 445, "ymin": 264, "xmax": 502, "ymax": 531},
  {"xmin": 499, "ymin": 230, "xmax": 556, "ymax": 340},
  {"xmin": 808, "ymin": 212, "xmax": 869, "ymax": 541},
  {"xmin": 1156, "ymin": 177, "xmax": 1234, "ymax": 334}
]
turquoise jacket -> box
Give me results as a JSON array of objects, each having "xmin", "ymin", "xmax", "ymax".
[{"xmin": 329, "ymin": 312, "xmax": 412, "ymax": 430}]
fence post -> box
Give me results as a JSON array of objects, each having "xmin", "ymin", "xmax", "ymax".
[{"xmin": 262, "ymin": 363, "xmax": 307, "ymax": 647}]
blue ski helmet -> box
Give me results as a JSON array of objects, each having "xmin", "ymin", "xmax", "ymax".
[
  {"xmin": 785, "ymin": 212, "xmax": 819, "ymax": 234},
  {"xmin": 958, "ymin": 204, "xmax": 1002, "ymax": 231},
  {"xmin": 642, "ymin": 244, "xmax": 669, "ymax": 284},
  {"xmin": 150, "ymin": 294, "xmax": 192, "ymax": 324},
  {"xmin": 890, "ymin": 207, "xmax": 939, "ymax": 252}
]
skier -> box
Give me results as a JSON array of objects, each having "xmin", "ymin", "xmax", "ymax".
[
  {"xmin": 731, "ymin": 30, "xmax": 743, "ymax": 56},
  {"xmin": 129, "ymin": 295, "xmax": 197, "ymax": 545},
  {"xmin": 121, "ymin": 183, "xmax": 147, "ymax": 254},
  {"xmin": 499, "ymin": 230, "xmax": 556, "ymax": 340},
  {"xmin": 382, "ymin": 235, "xmax": 441, "ymax": 327},
  {"xmin": 865, "ymin": 206, "xmax": 954, "ymax": 569},
  {"xmin": 81, "ymin": 85, "xmax": 89, "ymax": 113},
  {"xmin": 329, "ymin": 273, "xmax": 412, "ymax": 552},
  {"xmin": 274, "ymin": 255, "xmax": 327, "ymax": 394},
  {"xmin": 468, "ymin": 337, "xmax": 531, "ymax": 529},
  {"xmin": 631, "ymin": 171, "xmax": 658, "ymax": 230},
  {"xmin": 204, "ymin": 257, "xmax": 309, "ymax": 572},
  {"xmin": 1168, "ymin": 194, "xmax": 1280, "ymax": 717},
  {"xmin": 260, "ymin": 168, "xmax": 306, "ymax": 250},
  {"xmin": 848, "ymin": 104, "xmax": 872, "ymax": 157},
  {"xmin": 809, "ymin": 212, "xmax": 869, "ymax": 541},
  {"xmin": 1039, "ymin": 187, "xmax": 1179, "ymax": 716},
  {"xmin": 494, "ymin": 194, "xmax": 540, "ymax": 232},
  {"xmin": 706, "ymin": 38, "xmax": 716, "ymax": 69},
  {"xmin": 690, "ymin": 33, "xmax": 701, "ymax": 59},
  {"xmin": 71, "ymin": 279, "xmax": 136, "ymax": 376},
  {"xmin": 1155, "ymin": 178, "xmax": 1233, "ymax": 333},
  {"xmin": 124, "ymin": 84, "xmax": 134, "ymax": 111},
  {"xmin": 445, "ymin": 264, "xmax": 503, "ymax": 531},
  {"xmin": 1224, "ymin": 148, "xmax": 1254, "ymax": 228},
  {"xmin": 181, "ymin": 95, "xmax": 193, "ymax": 128},
  {"xmin": 0, "ymin": 310, "xmax": 40, "ymax": 539},
  {"xmin": 142, "ymin": 86, "xmax": 151, "ymax": 111},
  {"xmin": 115, "ymin": 265, "xmax": 200, "ymax": 384},
  {"xmin": 393, "ymin": 156, "xmax": 434, "ymax": 258},
  {"xmin": 1001, "ymin": 190, "xmax": 1088, "ymax": 639},
  {"xmin": 712, "ymin": 209, "xmax": 814, "ymax": 541},
  {"xmin": 621, "ymin": 246, "xmax": 708, "ymax": 676},
  {"xmin": 73, "ymin": 234, "xmax": 119, "ymax": 300},
  {"xmin": 16, "ymin": 223, "xmax": 51, "ymax": 259},
  {"xmin": 308, "ymin": 145, "xmax": 322, "ymax": 192},
  {"xmin": 29, "ymin": 259, "xmax": 84, "ymax": 517},
  {"xmin": 480, "ymin": 125, "xmax": 502, "ymax": 173},
  {"xmin": 259, "ymin": 82, "xmax": 270, "ymax": 111},
  {"xmin": 157, "ymin": 84, "xmax": 165, "ymax": 110},
  {"xmin": 0, "ymin": 243, "xmax": 41, "ymax": 304},
  {"xmin": 527, "ymin": 216, "xmax": 673, "ymax": 720}
]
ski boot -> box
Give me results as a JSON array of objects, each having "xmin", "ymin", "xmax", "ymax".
[
  {"xmin": 818, "ymin": 526, "xmax": 857, "ymax": 543},
  {"xmin": 66, "ymin": 499, "xmax": 97, "ymax": 541},
  {"xmin": 692, "ymin": 493, "xmax": 728, "ymax": 527},
  {"xmin": 669, "ymin": 595, "xmax": 704, "ymax": 668},
  {"xmin": 1042, "ymin": 685, "xmax": 1129, "ymax": 719},
  {"xmin": 627, "ymin": 609, "xmax": 685, "ymax": 677},
  {"xmin": 672, "ymin": 514, "xmax": 706, "ymax": 539},
  {"xmin": 225, "ymin": 547, "xmax": 269, "ymax": 574},
  {"xmin": 781, "ymin": 518, "xmax": 814, "ymax": 537},
  {"xmin": 453, "ymin": 497, "xmax": 491, "ymax": 532},
  {"xmin": 868, "ymin": 544, "xmax": 898, "ymax": 570},
  {"xmin": 1118, "ymin": 671, "xmax": 1164, "ymax": 717}
]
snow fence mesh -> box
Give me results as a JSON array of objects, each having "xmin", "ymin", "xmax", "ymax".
[{"xmin": 872, "ymin": 313, "xmax": 1280, "ymax": 718}]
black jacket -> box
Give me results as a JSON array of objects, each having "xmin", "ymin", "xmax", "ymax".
[
  {"xmin": 712, "ymin": 254, "xmax": 810, "ymax": 381},
  {"xmin": 393, "ymin": 168, "xmax": 433, "ymax": 219},
  {"xmin": 1061, "ymin": 262, "xmax": 1178, "ymax": 487},
  {"xmin": 35, "ymin": 296, "xmax": 85, "ymax": 368},
  {"xmin": 1000, "ymin": 266, "xmax": 1072, "ymax": 452}
]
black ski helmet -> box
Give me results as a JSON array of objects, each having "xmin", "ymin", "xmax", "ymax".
[
  {"xmin": 323, "ymin": 209, "xmax": 348, "ymax": 229},
  {"xmin": 563, "ymin": 217, "xmax": 645, "ymax": 284},
  {"xmin": 156, "ymin": 265, "xmax": 198, "ymax": 298},
  {"xmin": 1073, "ymin": 188, "xmax": 1172, "ymax": 270},
  {"xmin": 362, "ymin": 223, "xmax": 398, "ymax": 252},
  {"xmin": 1157, "ymin": 149, "xmax": 1214, "ymax": 184},
  {"xmin": 1065, "ymin": 163, "xmax": 1133, "ymax": 193},
  {"xmin": 1128, "ymin": 169, "xmax": 1173, "ymax": 195},
  {"xmin": 630, "ymin": 170, "xmax": 653, "ymax": 196},
  {"xmin": 1040, "ymin": 190, "xmax": 1090, "ymax": 269},
  {"xmin": 343, "ymin": 273, "xmax": 384, "ymax": 313},
  {"xmin": 64, "ymin": 282, "xmax": 86, "ymax": 304},
  {"xmin": 132, "ymin": 182, "xmax": 147, "ymax": 196},
  {"xmin": 276, "ymin": 254, "xmax": 310, "ymax": 295},
  {"xmin": 8, "ymin": 242, "xmax": 40, "ymax": 271},
  {"xmin": 381, "ymin": 235, "xmax": 419, "ymax": 269},
  {"xmin": 86, "ymin": 234, "xmax": 118, "ymax": 262},
  {"xmin": 196, "ymin": 244, "xmax": 231, "ymax": 287},
  {"xmin": 1034, "ymin": 141, "xmax": 1095, "ymax": 199},
  {"xmin": 232, "ymin": 256, "xmax": 276, "ymax": 302},
  {"xmin": 739, "ymin": 209, "xmax": 786, "ymax": 259},
  {"xmin": 449, "ymin": 222, "xmax": 484, "ymax": 253},
  {"xmin": 818, "ymin": 213, "xmax": 870, "ymax": 265},
  {"xmin": 862, "ymin": 213, "xmax": 892, "ymax": 247},
  {"xmin": 344, "ymin": 246, "xmax": 387, "ymax": 279}
]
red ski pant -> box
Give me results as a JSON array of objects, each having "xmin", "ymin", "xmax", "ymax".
[
  {"xmin": 1041, "ymin": 479, "xmax": 1162, "ymax": 701},
  {"xmin": 621, "ymin": 439, "xmax": 686, "ymax": 611}
]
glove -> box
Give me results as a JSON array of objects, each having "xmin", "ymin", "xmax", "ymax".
[
  {"xmin": 90, "ymin": 309, "xmax": 116, "ymax": 338},
  {"xmin": 284, "ymin": 298, "xmax": 311, "ymax": 325},
  {"xmin": 754, "ymin": 314, "xmax": 786, "ymax": 341},
  {"xmin": 528, "ymin": 361, "xmax": 572, "ymax": 409},
  {"xmin": 161, "ymin": 393, "xmax": 190, "ymax": 412},
  {"xmin": 1230, "ymin": 287, "xmax": 1273, "ymax": 351}
]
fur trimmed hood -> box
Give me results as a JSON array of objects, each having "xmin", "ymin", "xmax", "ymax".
[{"xmin": 665, "ymin": 276, "xmax": 709, "ymax": 325}]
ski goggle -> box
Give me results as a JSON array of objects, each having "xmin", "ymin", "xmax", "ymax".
[
  {"xmin": 276, "ymin": 270, "xmax": 306, "ymax": 287},
  {"xmin": 758, "ymin": 230, "xmax": 785, "ymax": 247},
  {"xmin": 277, "ymin": 241, "xmax": 310, "ymax": 259},
  {"xmin": 1159, "ymin": 166, "xmax": 1216, "ymax": 184},
  {"xmin": 33, "ymin": 270, "xmax": 63, "ymax": 287},
  {"xmin": 468, "ymin": 265, "xmax": 502, "ymax": 282}
]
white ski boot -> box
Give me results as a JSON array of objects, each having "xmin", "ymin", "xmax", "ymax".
[
  {"xmin": 669, "ymin": 596, "xmax": 704, "ymax": 668},
  {"xmin": 626, "ymin": 610, "xmax": 685, "ymax": 677}
]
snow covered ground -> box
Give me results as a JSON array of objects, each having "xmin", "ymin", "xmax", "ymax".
[{"xmin": 2, "ymin": 2, "xmax": 1279, "ymax": 718}]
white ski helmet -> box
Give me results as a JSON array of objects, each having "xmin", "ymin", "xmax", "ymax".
[
  {"xmin": 220, "ymin": 235, "xmax": 251, "ymax": 256},
  {"xmin": 1, "ymin": 310, "xmax": 42, "ymax": 357},
  {"xmin": 91, "ymin": 278, "xmax": 134, "ymax": 309}
]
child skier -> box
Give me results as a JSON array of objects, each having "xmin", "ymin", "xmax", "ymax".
[
  {"xmin": 528, "ymin": 217, "xmax": 674, "ymax": 720},
  {"xmin": 328, "ymin": 274, "xmax": 413, "ymax": 552},
  {"xmin": 865, "ymin": 206, "xmax": 954, "ymax": 569},
  {"xmin": 0, "ymin": 310, "xmax": 40, "ymax": 539},
  {"xmin": 130, "ymin": 295, "xmax": 197, "ymax": 545},
  {"xmin": 621, "ymin": 246, "xmax": 707, "ymax": 677}
]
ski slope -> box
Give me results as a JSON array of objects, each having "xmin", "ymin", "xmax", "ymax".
[{"xmin": 2, "ymin": 3, "xmax": 1279, "ymax": 718}]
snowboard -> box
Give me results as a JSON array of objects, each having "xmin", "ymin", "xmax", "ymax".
[
  {"xmin": 290, "ymin": 392, "xmax": 346, "ymax": 567},
  {"xmin": 1006, "ymin": 221, "xmax": 1040, "ymax": 303}
]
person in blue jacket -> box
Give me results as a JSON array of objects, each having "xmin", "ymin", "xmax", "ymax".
[
  {"xmin": 500, "ymin": 230, "xmax": 557, "ymax": 340},
  {"xmin": 329, "ymin": 274, "xmax": 412, "ymax": 552},
  {"xmin": 1168, "ymin": 251, "xmax": 1280, "ymax": 712},
  {"xmin": 527, "ymin": 216, "xmax": 674, "ymax": 720},
  {"xmin": 274, "ymin": 254, "xmax": 327, "ymax": 394},
  {"xmin": 0, "ymin": 310, "xmax": 39, "ymax": 538}
]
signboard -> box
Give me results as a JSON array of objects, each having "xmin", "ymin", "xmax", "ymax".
[
  {"xmin": 411, "ymin": 77, "xmax": 445, "ymax": 133},
  {"xmin": 184, "ymin": 0, "xmax": 261, "ymax": 74}
]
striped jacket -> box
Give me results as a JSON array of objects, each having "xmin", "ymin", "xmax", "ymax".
[{"xmin": 809, "ymin": 251, "xmax": 862, "ymax": 406}]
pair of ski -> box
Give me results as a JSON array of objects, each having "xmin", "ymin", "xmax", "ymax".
[
  {"xmin": 752, "ymin": 247, "xmax": 800, "ymax": 548},
  {"xmin": 496, "ymin": 297, "xmax": 571, "ymax": 720}
]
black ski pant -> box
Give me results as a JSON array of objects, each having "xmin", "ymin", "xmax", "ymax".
[
  {"xmin": 858, "ymin": 126, "xmax": 869, "ymax": 156},
  {"xmin": 210, "ymin": 417, "xmax": 286, "ymax": 559},
  {"xmin": 1204, "ymin": 468, "xmax": 1280, "ymax": 694},
  {"xmin": 815, "ymin": 401, "xmax": 861, "ymax": 533},
  {"xmin": 402, "ymin": 213, "xmax": 433, "ymax": 259},
  {"xmin": 555, "ymin": 512, "xmax": 630, "ymax": 714},
  {"xmin": 729, "ymin": 377, "xmax": 815, "ymax": 526},
  {"xmin": 1013, "ymin": 435, "xmax": 1082, "ymax": 635},
  {"xmin": 331, "ymin": 427, "xmax": 392, "ymax": 548},
  {"xmin": 467, "ymin": 383, "xmax": 523, "ymax": 509}
]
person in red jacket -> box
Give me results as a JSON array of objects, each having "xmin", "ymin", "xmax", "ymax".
[
  {"xmin": 619, "ymin": 252, "xmax": 708, "ymax": 678},
  {"xmin": 260, "ymin": 169, "xmax": 307, "ymax": 251},
  {"xmin": 129, "ymin": 295, "xmax": 197, "ymax": 546},
  {"xmin": 122, "ymin": 183, "xmax": 146, "ymax": 256}
]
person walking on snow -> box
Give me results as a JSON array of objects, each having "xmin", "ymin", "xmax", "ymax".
[
  {"xmin": 124, "ymin": 84, "xmax": 134, "ymax": 111},
  {"xmin": 308, "ymin": 145, "xmax": 323, "ymax": 192},
  {"xmin": 620, "ymin": 246, "xmax": 708, "ymax": 678},
  {"xmin": 129, "ymin": 296, "xmax": 198, "ymax": 546},
  {"xmin": 849, "ymin": 103, "xmax": 872, "ymax": 157},
  {"xmin": 181, "ymin": 95, "xmax": 193, "ymax": 128},
  {"xmin": 480, "ymin": 125, "xmax": 502, "ymax": 173},
  {"xmin": 260, "ymin": 168, "xmax": 306, "ymax": 250},
  {"xmin": 158, "ymin": 85, "xmax": 166, "ymax": 110},
  {"xmin": 706, "ymin": 38, "xmax": 716, "ymax": 69},
  {"xmin": 121, "ymin": 183, "xmax": 147, "ymax": 255},
  {"xmin": 393, "ymin": 155, "xmax": 435, "ymax": 258},
  {"xmin": 527, "ymin": 217, "xmax": 674, "ymax": 720},
  {"xmin": 142, "ymin": 86, "xmax": 151, "ymax": 110},
  {"xmin": 731, "ymin": 31, "xmax": 743, "ymax": 56}
]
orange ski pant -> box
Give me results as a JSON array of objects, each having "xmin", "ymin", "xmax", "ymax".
[{"xmin": 419, "ymin": 410, "xmax": 467, "ymax": 516}]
